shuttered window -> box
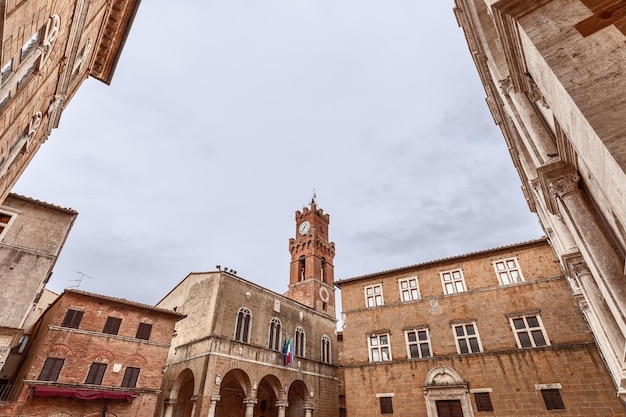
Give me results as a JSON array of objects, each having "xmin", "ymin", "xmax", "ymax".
[
  {"xmin": 135, "ymin": 323, "xmax": 152, "ymax": 340},
  {"xmin": 541, "ymin": 389, "xmax": 565, "ymax": 410},
  {"xmin": 474, "ymin": 392, "xmax": 494, "ymax": 412},
  {"xmin": 61, "ymin": 309, "xmax": 84, "ymax": 329},
  {"xmin": 38, "ymin": 357, "xmax": 64, "ymax": 381},
  {"xmin": 102, "ymin": 317, "xmax": 122, "ymax": 335},
  {"xmin": 380, "ymin": 397, "xmax": 393, "ymax": 414},
  {"xmin": 85, "ymin": 362, "xmax": 107, "ymax": 385},
  {"xmin": 121, "ymin": 367, "xmax": 140, "ymax": 388}
]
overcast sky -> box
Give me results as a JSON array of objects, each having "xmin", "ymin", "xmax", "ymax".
[{"xmin": 14, "ymin": 1, "xmax": 543, "ymax": 314}]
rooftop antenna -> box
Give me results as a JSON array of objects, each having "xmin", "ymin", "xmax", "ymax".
[{"xmin": 69, "ymin": 271, "xmax": 93, "ymax": 289}]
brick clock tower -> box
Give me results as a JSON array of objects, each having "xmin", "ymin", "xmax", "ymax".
[{"xmin": 288, "ymin": 198, "xmax": 336, "ymax": 317}]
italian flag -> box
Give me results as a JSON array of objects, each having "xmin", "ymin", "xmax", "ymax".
[{"xmin": 283, "ymin": 337, "xmax": 294, "ymax": 366}]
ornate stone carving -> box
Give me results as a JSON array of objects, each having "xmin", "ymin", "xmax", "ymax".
[
  {"xmin": 40, "ymin": 15, "xmax": 61, "ymax": 67},
  {"xmin": 499, "ymin": 77, "xmax": 513, "ymax": 96},
  {"xmin": 548, "ymin": 172, "xmax": 580, "ymax": 200},
  {"xmin": 525, "ymin": 73, "xmax": 549, "ymax": 108}
]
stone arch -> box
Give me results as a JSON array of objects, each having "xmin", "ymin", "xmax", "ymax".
[
  {"xmin": 256, "ymin": 374, "xmax": 283, "ymax": 417},
  {"xmin": 216, "ymin": 369, "xmax": 253, "ymax": 417},
  {"xmin": 169, "ymin": 368, "xmax": 195, "ymax": 417},
  {"xmin": 86, "ymin": 349, "xmax": 114, "ymax": 364},
  {"xmin": 122, "ymin": 353, "xmax": 147, "ymax": 367},
  {"xmin": 42, "ymin": 344, "xmax": 73, "ymax": 358},
  {"xmin": 423, "ymin": 366, "xmax": 474, "ymax": 417},
  {"xmin": 286, "ymin": 379, "xmax": 309, "ymax": 417}
]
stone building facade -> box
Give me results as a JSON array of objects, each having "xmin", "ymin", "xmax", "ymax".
[
  {"xmin": 453, "ymin": 0, "xmax": 626, "ymax": 397},
  {"xmin": 336, "ymin": 238, "xmax": 625, "ymax": 416},
  {"xmin": 0, "ymin": 0, "xmax": 140, "ymax": 203},
  {"xmin": 0, "ymin": 193, "xmax": 76, "ymax": 382},
  {"xmin": 0, "ymin": 289, "xmax": 183, "ymax": 417},
  {"xmin": 155, "ymin": 200, "xmax": 339, "ymax": 417}
]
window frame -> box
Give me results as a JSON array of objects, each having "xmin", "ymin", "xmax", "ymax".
[
  {"xmin": 135, "ymin": 322, "xmax": 152, "ymax": 340},
  {"xmin": 321, "ymin": 335, "xmax": 331, "ymax": 364},
  {"xmin": 493, "ymin": 257, "xmax": 524, "ymax": 285},
  {"xmin": 1, "ymin": 58, "xmax": 13, "ymax": 84},
  {"xmin": 405, "ymin": 328, "xmax": 432, "ymax": 359},
  {"xmin": 541, "ymin": 388, "xmax": 565, "ymax": 410},
  {"xmin": 235, "ymin": 307, "xmax": 251, "ymax": 343},
  {"xmin": 380, "ymin": 396, "xmax": 394, "ymax": 414},
  {"xmin": 452, "ymin": 322, "xmax": 483, "ymax": 354},
  {"xmin": 121, "ymin": 366, "xmax": 140, "ymax": 388},
  {"xmin": 509, "ymin": 314, "xmax": 549, "ymax": 348},
  {"xmin": 473, "ymin": 392, "xmax": 494, "ymax": 412},
  {"xmin": 61, "ymin": 308, "xmax": 84, "ymax": 329},
  {"xmin": 368, "ymin": 333, "xmax": 392, "ymax": 362},
  {"xmin": 85, "ymin": 362, "xmax": 107, "ymax": 385},
  {"xmin": 0, "ymin": 210, "xmax": 15, "ymax": 240},
  {"xmin": 440, "ymin": 269, "xmax": 466, "ymax": 295},
  {"xmin": 102, "ymin": 316, "xmax": 122, "ymax": 335},
  {"xmin": 398, "ymin": 277, "xmax": 420, "ymax": 302},
  {"xmin": 20, "ymin": 29, "xmax": 41, "ymax": 63},
  {"xmin": 364, "ymin": 284, "xmax": 384, "ymax": 308},
  {"xmin": 295, "ymin": 326, "xmax": 305, "ymax": 357},
  {"xmin": 38, "ymin": 357, "xmax": 64, "ymax": 381},
  {"xmin": 268, "ymin": 317, "xmax": 282, "ymax": 351}
]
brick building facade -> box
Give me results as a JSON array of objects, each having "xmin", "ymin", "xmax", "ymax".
[
  {"xmin": 0, "ymin": 289, "xmax": 183, "ymax": 417},
  {"xmin": 453, "ymin": 0, "xmax": 626, "ymax": 396},
  {"xmin": 336, "ymin": 238, "xmax": 626, "ymax": 416},
  {"xmin": 155, "ymin": 200, "xmax": 339, "ymax": 417},
  {"xmin": 0, "ymin": 194, "xmax": 76, "ymax": 383},
  {"xmin": 0, "ymin": 0, "xmax": 140, "ymax": 203}
]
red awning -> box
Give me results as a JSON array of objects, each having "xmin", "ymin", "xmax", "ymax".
[{"xmin": 33, "ymin": 386, "xmax": 138, "ymax": 403}]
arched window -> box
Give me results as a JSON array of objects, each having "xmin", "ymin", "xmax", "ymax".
[
  {"xmin": 321, "ymin": 335, "xmax": 331, "ymax": 364},
  {"xmin": 299, "ymin": 256, "xmax": 305, "ymax": 281},
  {"xmin": 295, "ymin": 327, "xmax": 306, "ymax": 357},
  {"xmin": 321, "ymin": 257, "xmax": 326, "ymax": 283},
  {"xmin": 235, "ymin": 308, "xmax": 251, "ymax": 343},
  {"xmin": 268, "ymin": 318, "xmax": 282, "ymax": 351}
]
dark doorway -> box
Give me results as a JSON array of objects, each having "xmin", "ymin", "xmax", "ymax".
[{"xmin": 436, "ymin": 400, "xmax": 464, "ymax": 417}]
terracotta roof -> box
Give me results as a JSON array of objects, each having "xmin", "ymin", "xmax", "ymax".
[
  {"xmin": 6, "ymin": 193, "xmax": 78, "ymax": 215},
  {"xmin": 335, "ymin": 237, "xmax": 548, "ymax": 286},
  {"xmin": 63, "ymin": 289, "xmax": 185, "ymax": 319}
]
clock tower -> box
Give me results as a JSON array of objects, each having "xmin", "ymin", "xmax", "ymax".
[{"xmin": 287, "ymin": 198, "xmax": 336, "ymax": 317}]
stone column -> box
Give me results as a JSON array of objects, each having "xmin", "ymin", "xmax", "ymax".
[
  {"xmin": 546, "ymin": 169, "xmax": 626, "ymax": 339},
  {"xmin": 304, "ymin": 403, "xmax": 314, "ymax": 417},
  {"xmin": 568, "ymin": 257, "xmax": 625, "ymax": 379},
  {"xmin": 207, "ymin": 394, "xmax": 221, "ymax": 417},
  {"xmin": 163, "ymin": 399, "xmax": 176, "ymax": 417},
  {"xmin": 244, "ymin": 398, "xmax": 257, "ymax": 417},
  {"xmin": 189, "ymin": 395, "xmax": 197, "ymax": 417},
  {"xmin": 276, "ymin": 401, "xmax": 289, "ymax": 417}
]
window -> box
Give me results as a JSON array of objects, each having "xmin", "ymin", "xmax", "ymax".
[
  {"xmin": 1, "ymin": 59, "xmax": 12, "ymax": 84},
  {"xmin": 441, "ymin": 269, "xmax": 466, "ymax": 294},
  {"xmin": 0, "ymin": 211, "xmax": 13, "ymax": 237},
  {"xmin": 510, "ymin": 315, "xmax": 548, "ymax": 348},
  {"xmin": 0, "ymin": 92, "xmax": 9, "ymax": 109},
  {"xmin": 61, "ymin": 309, "xmax": 84, "ymax": 329},
  {"xmin": 17, "ymin": 62, "xmax": 36, "ymax": 89},
  {"xmin": 541, "ymin": 389, "xmax": 565, "ymax": 410},
  {"xmin": 121, "ymin": 367, "xmax": 140, "ymax": 388},
  {"xmin": 38, "ymin": 357, "xmax": 64, "ymax": 381},
  {"xmin": 380, "ymin": 397, "xmax": 394, "ymax": 414},
  {"xmin": 405, "ymin": 328, "xmax": 431, "ymax": 359},
  {"xmin": 102, "ymin": 317, "xmax": 122, "ymax": 335},
  {"xmin": 135, "ymin": 323, "xmax": 152, "ymax": 340},
  {"xmin": 365, "ymin": 284, "xmax": 383, "ymax": 307},
  {"xmin": 368, "ymin": 334, "xmax": 391, "ymax": 362},
  {"xmin": 453, "ymin": 322, "xmax": 482, "ymax": 354},
  {"xmin": 235, "ymin": 308, "xmax": 251, "ymax": 343},
  {"xmin": 494, "ymin": 258, "xmax": 523, "ymax": 285},
  {"xmin": 295, "ymin": 327, "xmax": 305, "ymax": 357},
  {"xmin": 398, "ymin": 277, "xmax": 419, "ymax": 301},
  {"xmin": 474, "ymin": 392, "xmax": 494, "ymax": 412},
  {"xmin": 12, "ymin": 334, "xmax": 29, "ymax": 354},
  {"xmin": 299, "ymin": 256, "xmax": 305, "ymax": 281},
  {"xmin": 321, "ymin": 335, "xmax": 331, "ymax": 364},
  {"xmin": 268, "ymin": 318, "xmax": 281, "ymax": 351},
  {"xmin": 85, "ymin": 362, "xmax": 107, "ymax": 385},
  {"xmin": 20, "ymin": 30, "xmax": 41, "ymax": 62}
]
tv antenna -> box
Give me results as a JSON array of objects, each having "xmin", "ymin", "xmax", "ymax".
[{"xmin": 69, "ymin": 271, "xmax": 94, "ymax": 289}]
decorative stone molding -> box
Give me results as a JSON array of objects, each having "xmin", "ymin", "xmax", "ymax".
[
  {"xmin": 40, "ymin": 15, "xmax": 61, "ymax": 67},
  {"xmin": 525, "ymin": 73, "xmax": 549, "ymax": 108},
  {"xmin": 499, "ymin": 77, "xmax": 513, "ymax": 96},
  {"xmin": 536, "ymin": 161, "xmax": 579, "ymax": 215},
  {"xmin": 423, "ymin": 366, "xmax": 475, "ymax": 417}
]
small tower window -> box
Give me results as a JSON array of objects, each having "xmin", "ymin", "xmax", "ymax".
[
  {"xmin": 299, "ymin": 256, "xmax": 305, "ymax": 281},
  {"xmin": 321, "ymin": 257, "xmax": 326, "ymax": 283}
]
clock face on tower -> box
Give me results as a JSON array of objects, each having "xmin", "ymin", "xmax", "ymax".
[{"xmin": 299, "ymin": 221, "xmax": 311, "ymax": 235}]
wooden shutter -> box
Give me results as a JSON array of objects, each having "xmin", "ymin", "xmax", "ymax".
[
  {"xmin": 121, "ymin": 367, "xmax": 140, "ymax": 388},
  {"xmin": 135, "ymin": 323, "xmax": 152, "ymax": 340},
  {"xmin": 61, "ymin": 309, "xmax": 84, "ymax": 329},
  {"xmin": 85, "ymin": 363, "xmax": 107, "ymax": 385},
  {"xmin": 102, "ymin": 317, "xmax": 122, "ymax": 335},
  {"xmin": 38, "ymin": 357, "xmax": 64, "ymax": 381}
]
